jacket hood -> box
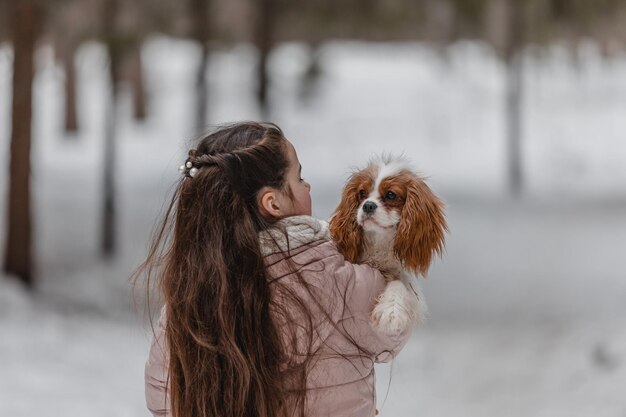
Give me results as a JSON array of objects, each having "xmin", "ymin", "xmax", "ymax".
[{"xmin": 259, "ymin": 215, "xmax": 330, "ymax": 256}]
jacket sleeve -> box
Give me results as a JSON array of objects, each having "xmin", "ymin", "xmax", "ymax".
[
  {"xmin": 273, "ymin": 241, "xmax": 413, "ymax": 364},
  {"xmin": 334, "ymin": 257, "xmax": 414, "ymax": 363},
  {"xmin": 144, "ymin": 306, "xmax": 171, "ymax": 417}
]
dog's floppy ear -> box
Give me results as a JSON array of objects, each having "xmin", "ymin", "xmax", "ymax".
[
  {"xmin": 394, "ymin": 176, "xmax": 447, "ymax": 276},
  {"xmin": 329, "ymin": 173, "xmax": 368, "ymax": 263}
]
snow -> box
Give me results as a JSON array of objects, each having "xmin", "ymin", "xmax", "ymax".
[{"xmin": 1, "ymin": 36, "xmax": 625, "ymax": 416}]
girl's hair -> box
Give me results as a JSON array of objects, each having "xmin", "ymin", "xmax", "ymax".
[
  {"xmin": 137, "ymin": 122, "xmax": 292, "ymax": 417},
  {"xmin": 135, "ymin": 121, "xmax": 375, "ymax": 417}
]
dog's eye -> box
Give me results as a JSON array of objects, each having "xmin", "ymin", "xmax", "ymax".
[
  {"xmin": 385, "ymin": 191, "xmax": 397, "ymax": 200},
  {"xmin": 359, "ymin": 189, "xmax": 367, "ymax": 199}
]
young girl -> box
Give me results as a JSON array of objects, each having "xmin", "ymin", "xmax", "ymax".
[{"xmin": 140, "ymin": 122, "xmax": 412, "ymax": 417}]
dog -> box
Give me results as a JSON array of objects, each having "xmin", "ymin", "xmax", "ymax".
[{"xmin": 329, "ymin": 155, "xmax": 447, "ymax": 333}]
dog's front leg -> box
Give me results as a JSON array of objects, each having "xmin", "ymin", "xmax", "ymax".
[{"xmin": 371, "ymin": 271, "xmax": 427, "ymax": 333}]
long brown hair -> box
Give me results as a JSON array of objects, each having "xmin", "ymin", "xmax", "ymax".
[{"xmin": 136, "ymin": 122, "xmax": 307, "ymax": 417}]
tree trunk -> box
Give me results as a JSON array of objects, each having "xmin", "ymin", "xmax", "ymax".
[
  {"xmin": 130, "ymin": 44, "xmax": 147, "ymax": 121},
  {"xmin": 298, "ymin": 43, "xmax": 322, "ymax": 104},
  {"xmin": 195, "ymin": 44, "xmax": 209, "ymax": 130},
  {"xmin": 190, "ymin": 0, "xmax": 210, "ymax": 130},
  {"xmin": 4, "ymin": 0, "xmax": 39, "ymax": 287},
  {"xmin": 102, "ymin": 73, "xmax": 117, "ymax": 257},
  {"xmin": 62, "ymin": 42, "xmax": 79, "ymax": 133},
  {"xmin": 506, "ymin": 51, "xmax": 524, "ymax": 197},
  {"xmin": 255, "ymin": 0, "xmax": 274, "ymax": 118},
  {"xmin": 102, "ymin": 0, "xmax": 120, "ymax": 257},
  {"xmin": 504, "ymin": 0, "xmax": 525, "ymax": 197}
]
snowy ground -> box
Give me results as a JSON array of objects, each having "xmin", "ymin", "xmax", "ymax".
[{"xmin": 0, "ymin": 37, "xmax": 625, "ymax": 417}]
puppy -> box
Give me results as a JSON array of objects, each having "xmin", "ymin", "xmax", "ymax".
[{"xmin": 329, "ymin": 155, "xmax": 447, "ymax": 333}]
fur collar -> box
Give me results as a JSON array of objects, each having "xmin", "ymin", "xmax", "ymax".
[{"xmin": 259, "ymin": 215, "xmax": 330, "ymax": 256}]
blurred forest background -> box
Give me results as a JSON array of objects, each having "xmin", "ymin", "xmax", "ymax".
[
  {"xmin": 1, "ymin": 1, "xmax": 625, "ymax": 416},
  {"xmin": 3, "ymin": 0, "xmax": 626, "ymax": 287}
]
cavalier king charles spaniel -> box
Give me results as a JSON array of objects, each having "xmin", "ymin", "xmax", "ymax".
[{"xmin": 329, "ymin": 155, "xmax": 447, "ymax": 333}]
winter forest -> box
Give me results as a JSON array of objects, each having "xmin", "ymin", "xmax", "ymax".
[{"xmin": 1, "ymin": 0, "xmax": 626, "ymax": 416}]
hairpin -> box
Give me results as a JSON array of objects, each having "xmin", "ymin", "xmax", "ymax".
[{"xmin": 178, "ymin": 161, "xmax": 198, "ymax": 178}]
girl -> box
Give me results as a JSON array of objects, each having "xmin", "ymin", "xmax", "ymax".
[{"xmin": 139, "ymin": 122, "xmax": 412, "ymax": 417}]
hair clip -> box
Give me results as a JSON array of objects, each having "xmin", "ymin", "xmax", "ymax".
[{"xmin": 178, "ymin": 160, "xmax": 198, "ymax": 178}]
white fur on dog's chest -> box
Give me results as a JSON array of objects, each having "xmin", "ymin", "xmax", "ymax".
[{"xmin": 360, "ymin": 228, "xmax": 403, "ymax": 277}]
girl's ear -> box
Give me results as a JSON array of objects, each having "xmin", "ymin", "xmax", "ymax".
[
  {"xmin": 259, "ymin": 188, "xmax": 283, "ymax": 219},
  {"xmin": 329, "ymin": 178, "xmax": 365, "ymax": 263},
  {"xmin": 394, "ymin": 178, "xmax": 447, "ymax": 276}
]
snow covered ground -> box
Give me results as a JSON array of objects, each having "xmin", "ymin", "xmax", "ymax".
[{"xmin": 0, "ymin": 37, "xmax": 625, "ymax": 416}]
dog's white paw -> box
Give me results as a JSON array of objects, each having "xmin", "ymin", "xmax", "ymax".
[{"xmin": 371, "ymin": 280, "xmax": 424, "ymax": 333}]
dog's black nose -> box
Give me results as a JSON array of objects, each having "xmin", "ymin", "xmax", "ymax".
[{"xmin": 363, "ymin": 201, "xmax": 377, "ymax": 214}]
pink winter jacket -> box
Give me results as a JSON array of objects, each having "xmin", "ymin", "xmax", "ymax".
[{"xmin": 144, "ymin": 216, "xmax": 413, "ymax": 417}]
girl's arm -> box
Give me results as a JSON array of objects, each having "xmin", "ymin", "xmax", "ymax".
[
  {"xmin": 144, "ymin": 306, "xmax": 171, "ymax": 417},
  {"xmin": 272, "ymin": 241, "xmax": 413, "ymax": 363}
]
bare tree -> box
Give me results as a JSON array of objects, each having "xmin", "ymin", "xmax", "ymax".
[
  {"xmin": 504, "ymin": 0, "xmax": 526, "ymax": 197},
  {"xmin": 190, "ymin": 0, "xmax": 211, "ymax": 129},
  {"xmin": 3, "ymin": 0, "xmax": 40, "ymax": 286},
  {"xmin": 101, "ymin": 0, "xmax": 121, "ymax": 257},
  {"xmin": 46, "ymin": 0, "xmax": 97, "ymax": 136},
  {"xmin": 129, "ymin": 44, "xmax": 147, "ymax": 121},
  {"xmin": 255, "ymin": 0, "xmax": 274, "ymax": 117},
  {"xmin": 0, "ymin": 1, "xmax": 10, "ymax": 42},
  {"xmin": 60, "ymin": 40, "xmax": 79, "ymax": 133},
  {"xmin": 486, "ymin": 0, "xmax": 525, "ymax": 196}
]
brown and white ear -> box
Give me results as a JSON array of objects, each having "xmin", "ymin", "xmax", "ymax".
[
  {"xmin": 394, "ymin": 178, "xmax": 447, "ymax": 276},
  {"xmin": 329, "ymin": 178, "xmax": 364, "ymax": 263}
]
